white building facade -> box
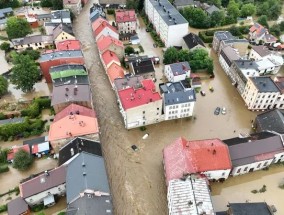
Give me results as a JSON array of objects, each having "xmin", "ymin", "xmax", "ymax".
[
  {"xmin": 164, "ymin": 62, "xmax": 191, "ymax": 82},
  {"xmin": 144, "ymin": 0, "xmax": 189, "ymax": 47}
]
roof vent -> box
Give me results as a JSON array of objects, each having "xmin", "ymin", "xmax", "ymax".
[
  {"xmin": 45, "ymin": 170, "xmax": 49, "ymax": 176},
  {"xmin": 70, "ymin": 148, "xmax": 74, "ymax": 156},
  {"xmin": 83, "ymin": 172, "xmax": 87, "ymax": 176},
  {"xmin": 82, "ymin": 162, "xmax": 86, "ymax": 167}
]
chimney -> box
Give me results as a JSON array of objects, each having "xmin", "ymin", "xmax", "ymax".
[
  {"xmin": 65, "ymin": 87, "xmax": 69, "ymax": 91},
  {"xmin": 213, "ymin": 149, "xmax": 216, "ymax": 155}
]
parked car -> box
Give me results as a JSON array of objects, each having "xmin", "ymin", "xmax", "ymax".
[
  {"xmin": 221, "ymin": 107, "xmax": 226, "ymax": 115},
  {"xmin": 200, "ymin": 91, "xmax": 206, "ymax": 96},
  {"xmin": 214, "ymin": 107, "xmax": 221, "ymax": 115}
]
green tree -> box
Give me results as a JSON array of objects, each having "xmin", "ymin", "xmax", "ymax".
[
  {"xmin": 52, "ymin": 0, "xmax": 63, "ymax": 10},
  {"xmin": 6, "ymin": 17, "xmax": 32, "ymax": 40},
  {"xmin": 240, "ymin": 3, "xmax": 256, "ymax": 17},
  {"xmin": 13, "ymin": 149, "xmax": 33, "ymax": 171},
  {"xmin": 280, "ymin": 21, "xmax": 284, "ymax": 32},
  {"xmin": 126, "ymin": 0, "xmax": 138, "ymax": 10},
  {"xmin": 0, "ymin": 0, "xmax": 19, "ymax": 9},
  {"xmin": 125, "ymin": 46, "xmax": 135, "ymax": 55},
  {"xmin": 181, "ymin": 7, "xmax": 209, "ymax": 28},
  {"xmin": 0, "ymin": 42, "xmax": 10, "ymax": 53},
  {"xmin": 163, "ymin": 47, "xmax": 179, "ymax": 64},
  {"xmin": 257, "ymin": 15, "xmax": 269, "ymax": 28},
  {"xmin": 210, "ymin": 11, "xmax": 225, "ymax": 27},
  {"xmin": 40, "ymin": 0, "xmax": 53, "ymax": 7},
  {"xmin": 227, "ymin": 0, "xmax": 240, "ymax": 19},
  {"xmin": 212, "ymin": 0, "xmax": 222, "ymax": 8},
  {"xmin": 270, "ymin": 24, "xmax": 281, "ymax": 37},
  {"xmin": 10, "ymin": 54, "xmax": 40, "ymax": 92},
  {"xmin": 0, "ymin": 76, "xmax": 8, "ymax": 97},
  {"xmin": 188, "ymin": 49, "xmax": 214, "ymax": 73},
  {"xmin": 137, "ymin": 0, "xmax": 144, "ymax": 11}
]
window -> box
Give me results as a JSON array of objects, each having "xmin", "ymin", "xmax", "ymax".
[
  {"xmin": 237, "ymin": 168, "xmax": 241, "ymax": 173},
  {"xmin": 143, "ymin": 111, "xmax": 145, "ymax": 114},
  {"xmin": 264, "ymin": 161, "xmax": 268, "ymax": 166},
  {"xmin": 244, "ymin": 167, "xmax": 248, "ymax": 171},
  {"xmin": 157, "ymin": 108, "xmax": 159, "ymax": 110},
  {"xmin": 257, "ymin": 163, "xmax": 261, "ymax": 168}
]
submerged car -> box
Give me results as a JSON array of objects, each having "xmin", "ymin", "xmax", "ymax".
[
  {"xmin": 221, "ymin": 107, "xmax": 226, "ymax": 115},
  {"xmin": 200, "ymin": 91, "xmax": 206, "ymax": 96},
  {"xmin": 214, "ymin": 107, "xmax": 221, "ymax": 115}
]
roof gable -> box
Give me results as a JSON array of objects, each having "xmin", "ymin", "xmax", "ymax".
[
  {"xmin": 97, "ymin": 35, "xmax": 123, "ymax": 52},
  {"xmin": 183, "ymin": 33, "xmax": 205, "ymax": 49}
]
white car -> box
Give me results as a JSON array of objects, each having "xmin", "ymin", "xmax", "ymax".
[{"xmin": 221, "ymin": 107, "xmax": 226, "ymax": 115}]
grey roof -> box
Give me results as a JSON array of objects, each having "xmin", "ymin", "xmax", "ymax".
[
  {"xmin": 53, "ymin": 75, "xmax": 90, "ymax": 87},
  {"xmin": 124, "ymin": 55, "xmax": 149, "ymax": 65},
  {"xmin": 264, "ymin": 33, "xmax": 277, "ymax": 42},
  {"xmin": 7, "ymin": 197, "xmax": 29, "ymax": 215},
  {"xmin": 49, "ymin": 64, "xmax": 86, "ymax": 73},
  {"xmin": 0, "ymin": 117, "xmax": 25, "ymax": 125},
  {"xmin": 168, "ymin": 61, "xmax": 190, "ymax": 76},
  {"xmin": 183, "ymin": 33, "xmax": 205, "ymax": 49},
  {"xmin": 160, "ymin": 82, "xmax": 196, "ymax": 105},
  {"xmin": 131, "ymin": 59, "xmax": 155, "ymax": 75},
  {"xmin": 66, "ymin": 194, "xmax": 113, "ymax": 215},
  {"xmin": 11, "ymin": 35, "xmax": 53, "ymax": 46},
  {"xmin": 0, "ymin": 7, "xmax": 13, "ymax": 18},
  {"xmin": 51, "ymin": 10, "xmax": 71, "ymax": 20},
  {"xmin": 234, "ymin": 60, "xmax": 259, "ymax": 70},
  {"xmin": 53, "ymin": 23, "xmax": 74, "ymax": 40},
  {"xmin": 255, "ymin": 109, "xmax": 284, "ymax": 134},
  {"xmin": 223, "ymin": 38, "xmax": 248, "ymax": 45},
  {"xmin": 250, "ymin": 76, "xmax": 279, "ymax": 93},
  {"xmin": 220, "ymin": 46, "xmax": 240, "ymax": 67},
  {"xmin": 66, "ymin": 152, "xmax": 111, "ymax": 204},
  {"xmin": 149, "ymin": 0, "xmax": 188, "ymax": 26},
  {"xmin": 130, "ymin": 35, "xmax": 139, "ymax": 40},
  {"xmin": 114, "ymin": 75, "xmax": 144, "ymax": 91},
  {"xmin": 173, "ymin": 0, "xmax": 194, "ymax": 6},
  {"xmin": 214, "ymin": 31, "xmax": 235, "ymax": 41},
  {"xmin": 252, "ymin": 45, "xmax": 271, "ymax": 57},
  {"xmin": 23, "ymin": 136, "xmax": 48, "ymax": 146},
  {"xmin": 59, "ymin": 137, "xmax": 102, "ymax": 166},
  {"xmin": 39, "ymin": 50, "xmax": 84, "ymax": 62},
  {"xmin": 228, "ymin": 202, "xmax": 273, "ymax": 215},
  {"xmin": 205, "ymin": 5, "xmax": 220, "ymax": 15},
  {"xmin": 90, "ymin": 8, "xmax": 105, "ymax": 23},
  {"xmin": 223, "ymin": 132, "xmax": 284, "ymax": 167},
  {"xmin": 51, "ymin": 84, "xmax": 92, "ymax": 106},
  {"xmin": 0, "ymin": 18, "xmax": 7, "ymax": 25},
  {"xmin": 37, "ymin": 13, "xmax": 52, "ymax": 19}
]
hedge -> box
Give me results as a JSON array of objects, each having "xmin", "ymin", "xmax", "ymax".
[
  {"xmin": 21, "ymin": 98, "xmax": 51, "ymax": 118},
  {"xmin": 0, "ymin": 112, "xmax": 5, "ymax": 120},
  {"xmin": 0, "ymin": 204, "xmax": 7, "ymax": 213},
  {"xmin": 31, "ymin": 203, "xmax": 44, "ymax": 212},
  {"xmin": 0, "ymin": 164, "xmax": 9, "ymax": 173}
]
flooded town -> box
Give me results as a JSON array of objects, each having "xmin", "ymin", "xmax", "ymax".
[{"xmin": 0, "ymin": 0, "xmax": 284, "ymax": 215}]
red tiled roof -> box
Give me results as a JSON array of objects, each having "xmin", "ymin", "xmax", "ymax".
[
  {"xmin": 115, "ymin": 10, "xmax": 136, "ymax": 23},
  {"xmin": 56, "ymin": 39, "xmax": 81, "ymax": 51},
  {"xmin": 163, "ymin": 137, "xmax": 232, "ymax": 183},
  {"xmin": 91, "ymin": 17, "xmax": 107, "ymax": 32},
  {"xmin": 53, "ymin": 104, "xmax": 96, "ymax": 122},
  {"xmin": 107, "ymin": 62, "xmax": 125, "ymax": 84},
  {"xmin": 118, "ymin": 79, "xmax": 162, "ymax": 110},
  {"xmin": 93, "ymin": 20, "xmax": 118, "ymax": 37},
  {"xmin": 7, "ymin": 145, "xmax": 30, "ymax": 161},
  {"xmin": 250, "ymin": 23, "xmax": 264, "ymax": 33},
  {"xmin": 101, "ymin": 50, "xmax": 120, "ymax": 68},
  {"xmin": 97, "ymin": 35, "xmax": 123, "ymax": 52},
  {"xmin": 20, "ymin": 166, "xmax": 66, "ymax": 198}
]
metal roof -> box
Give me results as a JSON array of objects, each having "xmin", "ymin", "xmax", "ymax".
[
  {"xmin": 39, "ymin": 50, "xmax": 83, "ymax": 62},
  {"xmin": 255, "ymin": 109, "xmax": 284, "ymax": 134},
  {"xmin": 250, "ymin": 76, "xmax": 279, "ymax": 93},
  {"xmin": 214, "ymin": 31, "xmax": 235, "ymax": 41},
  {"xmin": 228, "ymin": 203, "xmax": 273, "ymax": 215},
  {"xmin": 168, "ymin": 61, "xmax": 190, "ymax": 76}
]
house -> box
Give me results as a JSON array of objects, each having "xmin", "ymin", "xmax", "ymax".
[
  {"xmin": 223, "ymin": 131, "xmax": 284, "ymax": 176},
  {"xmin": 254, "ymin": 109, "xmax": 284, "ymax": 133},
  {"xmin": 49, "ymin": 64, "xmax": 87, "ymax": 82},
  {"xmin": 129, "ymin": 58, "xmax": 155, "ymax": 79},
  {"xmin": 212, "ymin": 31, "xmax": 235, "ymax": 53},
  {"xmin": 106, "ymin": 63, "xmax": 125, "ymax": 87},
  {"xmin": 219, "ymin": 202, "xmax": 274, "ymax": 215},
  {"xmin": 205, "ymin": 4, "xmax": 220, "ymax": 15},
  {"xmin": 52, "ymin": 23, "xmax": 75, "ymax": 43},
  {"xmin": 100, "ymin": 50, "xmax": 121, "ymax": 70},
  {"xmin": 37, "ymin": 10, "xmax": 71, "ymax": 24},
  {"xmin": 144, "ymin": 0, "xmax": 189, "ymax": 47},
  {"xmin": 219, "ymin": 38, "xmax": 249, "ymax": 56},
  {"xmin": 7, "ymin": 145, "xmax": 30, "ymax": 163},
  {"xmin": 182, "ymin": 33, "xmax": 205, "ymax": 51},
  {"xmin": 117, "ymin": 79, "xmax": 163, "ymax": 129},
  {"xmin": 48, "ymin": 105, "xmax": 99, "ymax": 152},
  {"xmin": 115, "ymin": 9, "xmax": 137, "ymax": 35},
  {"xmin": 55, "ymin": 39, "xmax": 81, "ymax": 51},
  {"xmin": 164, "ymin": 61, "xmax": 191, "ymax": 82},
  {"xmin": 8, "ymin": 197, "xmax": 30, "ymax": 215},
  {"xmin": 219, "ymin": 46, "xmax": 240, "ymax": 76},
  {"xmin": 19, "ymin": 166, "xmax": 66, "ymax": 206},
  {"xmin": 173, "ymin": 0, "xmax": 195, "ymax": 9},
  {"xmin": 97, "ymin": 35, "xmax": 124, "ymax": 60},
  {"xmin": 23, "ymin": 136, "xmax": 50, "ymax": 157},
  {"xmin": 51, "ymin": 84, "xmax": 93, "ymax": 113},
  {"xmin": 167, "ymin": 175, "xmax": 214, "ymax": 215},
  {"xmin": 65, "ymin": 152, "xmax": 113, "ymax": 214},
  {"xmin": 91, "ymin": 17, "xmax": 119, "ymax": 40},
  {"xmin": 160, "ymin": 82, "xmax": 196, "ymax": 120},
  {"xmin": 249, "ymin": 23, "xmax": 277, "ymax": 45},
  {"xmin": 90, "ymin": 4, "xmax": 106, "ymax": 23},
  {"xmin": 0, "ymin": 7, "xmax": 13, "ymax": 30},
  {"xmin": 63, "ymin": 0, "xmax": 82, "ymax": 15},
  {"xmin": 11, "ymin": 35, "xmax": 54, "ymax": 50},
  {"xmin": 273, "ymin": 76, "xmax": 284, "ymax": 108},
  {"xmin": 130, "ymin": 35, "xmax": 140, "ymax": 45},
  {"xmin": 229, "ymin": 60, "xmax": 260, "ymax": 94},
  {"xmin": 242, "ymin": 76, "xmax": 279, "ymax": 110},
  {"xmin": 113, "ymin": 75, "xmax": 144, "ymax": 93},
  {"xmin": 58, "ymin": 137, "xmax": 102, "ymax": 166},
  {"xmin": 163, "ymin": 137, "xmax": 232, "ymax": 182},
  {"xmin": 39, "ymin": 50, "xmax": 85, "ymax": 83},
  {"xmin": 124, "ymin": 55, "xmax": 150, "ymax": 68},
  {"xmin": 0, "ymin": 117, "xmax": 25, "ymax": 126},
  {"xmin": 249, "ymin": 45, "xmax": 272, "ymax": 61}
]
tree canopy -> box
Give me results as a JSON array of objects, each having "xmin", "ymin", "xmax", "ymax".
[
  {"xmin": 0, "ymin": 42, "xmax": 10, "ymax": 53},
  {"xmin": 40, "ymin": 0, "xmax": 53, "ymax": 7},
  {"xmin": 0, "ymin": 0, "xmax": 19, "ymax": 9},
  {"xmin": 210, "ymin": 11, "xmax": 225, "ymax": 27},
  {"xmin": 10, "ymin": 54, "xmax": 40, "ymax": 93},
  {"xmin": 180, "ymin": 7, "xmax": 210, "ymax": 28},
  {"xmin": 227, "ymin": 0, "xmax": 240, "ymax": 19},
  {"xmin": 6, "ymin": 17, "xmax": 32, "ymax": 40},
  {"xmin": 125, "ymin": 46, "xmax": 135, "ymax": 55},
  {"xmin": 0, "ymin": 75, "xmax": 8, "ymax": 97},
  {"xmin": 52, "ymin": 0, "xmax": 63, "ymax": 10},
  {"xmin": 240, "ymin": 3, "xmax": 256, "ymax": 17},
  {"xmin": 13, "ymin": 149, "xmax": 34, "ymax": 171},
  {"xmin": 257, "ymin": 15, "xmax": 269, "ymax": 28},
  {"xmin": 256, "ymin": 0, "xmax": 282, "ymax": 20}
]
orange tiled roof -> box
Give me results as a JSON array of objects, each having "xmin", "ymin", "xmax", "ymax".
[
  {"xmin": 107, "ymin": 62, "xmax": 125, "ymax": 84},
  {"xmin": 97, "ymin": 35, "xmax": 123, "ymax": 52},
  {"xmin": 101, "ymin": 50, "xmax": 120, "ymax": 68}
]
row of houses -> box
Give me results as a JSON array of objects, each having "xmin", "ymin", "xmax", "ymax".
[
  {"xmin": 214, "ymin": 27, "xmax": 284, "ymax": 111},
  {"xmin": 163, "ymin": 131, "xmax": 284, "ymax": 214}
]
